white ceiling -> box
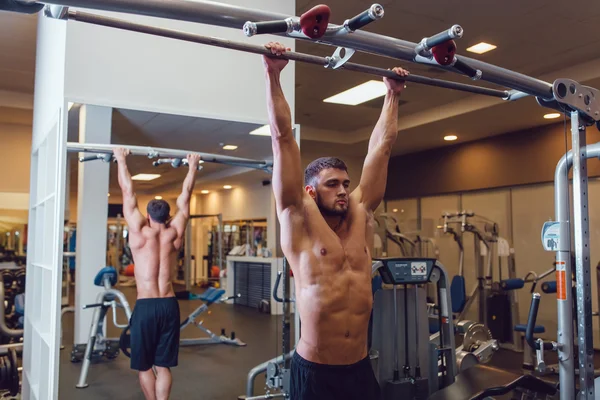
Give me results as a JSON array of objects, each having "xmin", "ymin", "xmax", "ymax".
[{"xmin": 3, "ymin": 0, "xmax": 600, "ymax": 195}]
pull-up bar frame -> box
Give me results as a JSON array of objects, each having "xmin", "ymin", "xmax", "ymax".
[
  {"xmin": 33, "ymin": 0, "xmax": 552, "ymax": 97},
  {"xmin": 4, "ymin": 0, "xmax": 600, "ymax": 120},
  {"xmin": 66, "ymin": 142, "xmax": 273, "ymax": 172}
]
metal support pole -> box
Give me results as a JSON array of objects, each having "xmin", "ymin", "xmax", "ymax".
[
  {"xmin": 571, "ymin": 111, "xmax": 595, "ymax": 399},
  {"xmin": 282, "ymin": 258, "xmax": 291, "ymax": 370},
  {"xmin": 555, "ymin": 150, "xmax": 575, "ymax": 399},
  {"xmin": 217, "ymin": 214, "xmax": 223, "ymax": 273},
  {"xmin": 185, "ymin": 220, "xmax": 192, "ymax": 291},
  {"xmin": 474, "ymin": 237, "xmax": 486, "ymax": 324}
]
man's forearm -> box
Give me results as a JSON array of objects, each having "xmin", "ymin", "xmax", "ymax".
[
  {"xmin": 266, "ymin": 71, "xmax": 293, "ymax": 141},
  {"xmin": 369, "ymin": 91, "xmax": 401, "ymax": 152},
  {"xmin": 117, "ymin": 160, "xmax": 133, "ymax": 195},
  {"xmin": 182, "ymin": 167, "xmax": 197, "ymax": 194},
  {"xmin": 177, "ymin": 167, "xmax": 197, "ymax": 211}
]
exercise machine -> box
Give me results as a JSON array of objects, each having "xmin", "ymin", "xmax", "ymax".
[
  {"xmin": 441, "ymin": 211, "xmax": 523, "ymax": 351},
  {"xmin": 370, "ymin": 257, "xmax": 457, "ymax": 398},
  {"xmin": 498, "ymin": 263, "xmax": 556, "ymax": 372},
  {"xmin": 179, "ymin": 287, "xmax": 246, "ymax": 347},
  {"xmin": 73, "ymin": 266, "xmax": 132, "ymax": 389},
  {"xmin": 239, "ymin": 258, "xmax": 297, "ymax": 400}
]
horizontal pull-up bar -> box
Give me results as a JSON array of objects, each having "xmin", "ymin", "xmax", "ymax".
[
  {"xmin": 31, "ymin": 0, "xmax": 553, "ymax": 99},
  {"xmin": 66, "ymin": 142, "xmax": 273, "ymax": 172},
  {"xmin": 66, "ymin": 11, "xmax": 510, "ymax": 99}
]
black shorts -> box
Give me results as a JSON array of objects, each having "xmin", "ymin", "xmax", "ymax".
[
  {"xmin": 290, "ymin": 351, "xmax": 381, "ymax": 400},
  {"xmin": 130, "ymin": 297, "xmax": 180, "ymax": 371}
]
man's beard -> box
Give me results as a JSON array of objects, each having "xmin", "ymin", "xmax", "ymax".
[{"xmin": 316, "ymin": 197, "xmax": 348, "ymax": 217}]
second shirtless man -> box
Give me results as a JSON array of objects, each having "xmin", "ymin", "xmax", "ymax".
[
  {"xmin": 262, "ymin": 42, "xmax": 408, "ymax": 400},
  {"xmin": 114, "ymin": 148, "xmax": 200, "ymax": 400}
]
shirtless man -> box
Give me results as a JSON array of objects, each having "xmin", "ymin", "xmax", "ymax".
[
  {"xmin": 113, "ymin": 148, "xmax": 200, "ymax": 400},
  {"xmin": 262, "ymin": 42, "xmax": 408, "ymax": 399}
]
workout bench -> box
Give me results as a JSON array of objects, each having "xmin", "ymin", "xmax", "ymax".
[{"xmin": 180, "ymin": 287, "xmax": 246, "ymax": 347}]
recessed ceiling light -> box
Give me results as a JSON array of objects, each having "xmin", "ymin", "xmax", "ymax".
[
  {"xmin": 201, "ymin": 190, "xmax": 210, "ymax": 194},
  {"xmin": 544, "ymin": 113, "xmax": 561, "ymax": 119},
  {"xmin": 466, "ymin": 42, "xmax": 497, "ymax": 54},
  {"xmin": 223, "ymin": 185, "xmax": 232, "ymax": 189},
  {"xmin": 444, "ymin": 135, "xmax": 458, "ymax": 141},
  {"xmin": 222, "ymin": 145, "xmax": 238, "ymax": 150},
  {"xmin": 392, "ymin": 208, "xmax": 398, "ymax": 212},
  {"xmin": 131, "ymin": 173, "xmax": 161, "ymax": 181},
  {"xmin": 107, "ymin": 193, "xmax": 110, "ymax": 197},
  {"xmin": 155, "ymin": 196, "xmax": 163, "ymax": 200},
  {"xmin": 323, "ymin": 80, "xmax": 387, "ymax": 106},
  {"xmin": 249, "ymin": 125, "xmax": 271, "ymax": 136}
]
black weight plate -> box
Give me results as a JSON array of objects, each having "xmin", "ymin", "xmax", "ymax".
[
  {"xmin": 0, "ymin": 356, "xmax": 6, "ymax": 389},
  {"xmin": 10, "ymin": 349, "xmax": 19, "ymax": 396}
]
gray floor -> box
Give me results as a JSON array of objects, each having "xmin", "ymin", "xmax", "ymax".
[
  {"xmin": 58, "ymin": 282, "xmax": 598, "ymax": 400},
  {"xmin": 59, "ymin": 284, "xmax": 290, "ymax": 400}
]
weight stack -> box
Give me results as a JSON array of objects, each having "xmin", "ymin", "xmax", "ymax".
[{"xmin": 486, "ymin": 293, "xmax": 512, "ymax": 343}]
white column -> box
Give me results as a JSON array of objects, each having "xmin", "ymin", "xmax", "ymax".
[{"xmin": 74, "ymin": 105, "xmax": 112, "ymax": 345}]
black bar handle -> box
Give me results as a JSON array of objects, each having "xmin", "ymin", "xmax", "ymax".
[
  {"xmin": 426, "ymin": 25, "xmax": 463, "ymax": 49},
  {"xmin": 273, "ymin": 271, "xmax": 284, "ymax": 303},
  {"xmin": 0, "ymin": 0, "xmax": 44, "ymax": 14},
  {"xmin": 79, "ymin": 155, "xmax": 100, "ymax": 162},
  {"xmin": 345, "ymin": 4, "xmax": 384, "ymax": 32},
  {"xmin": 243, "ymin": 19, "xmax": 291, "ymax": 37},
  {"xmin": 83, "ymin": 303, "xmax": 103, "ymax": 309},
  {"xmin": 525, "ymin": 293, "xmax": 541, "ymax": 350},
  {"xmin": 525, "ymin": 293, "xmax": 553, "ymax": 350},
  {"xmin": 453, "ymin": 57, "xmax": 482, "ymax": 80}
]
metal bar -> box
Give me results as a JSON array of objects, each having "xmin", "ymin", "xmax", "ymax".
[
  {"xmin": 185, "ymin": 220, "xmax": 192, "ymax": 291},
  {"xmin": 554, "ymin": 149, "xmax": 575, "ymax": 400},
  {"xmin": 571, "ymin": 111, "xmax": 595, "ymax": 399},
  {"xmin": 41, "ymin": 0, "xmax": 557, "ymax": 99},
  {"xmin": 66, "ymin": 142, "xmax": 272, "ymax": 170},
  {"xmin": 246, "ymin": 351, "xmax": 295, "ymax": 397},
  {"xmin": 66, "ymin": 10, "xmax": 509, "ymax": 99},
  {"xmin": 217, "ymin": 214, "xmax": 223, "ymax": 274},
  {"xmin": 282, "ymin": 258, "xmax": 291, "ymax": 370}
]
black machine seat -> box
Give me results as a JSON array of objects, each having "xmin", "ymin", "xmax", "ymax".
[{"xmin": 428, "ymin": 364, "xmax": 557, "ymax": 400}]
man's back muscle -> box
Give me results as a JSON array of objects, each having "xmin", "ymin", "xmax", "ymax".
[{"xmin": 130, "ymin": 225, "xmax": 180, "ymax": 299}]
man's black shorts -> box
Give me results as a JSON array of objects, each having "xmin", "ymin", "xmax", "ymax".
[
  {"xmin": 129, "ymin": 297, "xmax": 180, "ymax": 371},
  {"xmin": 290, "ymin": 351, "xmax": 382, "ymax": 400}
]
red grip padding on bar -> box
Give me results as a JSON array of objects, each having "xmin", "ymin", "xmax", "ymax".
[
  {"xmin": 432, "ymin": 40, "xmax": 457, "ymax": 66},
  {"xmin": 299, "ymin": 4, "xmax": 331, "ymax": 39}
]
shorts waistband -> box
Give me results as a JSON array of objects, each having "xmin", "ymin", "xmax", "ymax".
[
  {"xmin": 292, "ymin": 351, "xmax": 371, "ymax": 371},
  {"xmin": 135, "ymin": 296, "xmax": 178, "ymax": 303}
]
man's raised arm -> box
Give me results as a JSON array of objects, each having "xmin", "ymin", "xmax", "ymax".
[
  {"xmin": 114, "ymin": 148, "xmax": 146, "ymax": 232},
  {"xmin": 170, "ymin": 153, "xmax": 201, "ymax": 237},
  {"xmin": 263, "ymin": 42, "xmax": 304, "ymax": 216},
  {"xmin": 351, "ymin": 67, "xmax": 409, "ymax": 212}
]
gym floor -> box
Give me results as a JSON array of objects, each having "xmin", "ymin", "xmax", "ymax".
[
  {"xmin": 59, "ymin": 284, "xmax": 293, "ymax": 400},
  {"xmin": 58, "ymin": 284, "xmax": 597, "ymax": 400}
]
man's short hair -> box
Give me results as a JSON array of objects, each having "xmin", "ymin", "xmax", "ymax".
[
  {"xmin": 147, "ymin": 199, "xmax": 171, "ymax": 223},
  {"xmin": 304, "ymin": 157, "xmax": 348, "ymax": 186}
]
